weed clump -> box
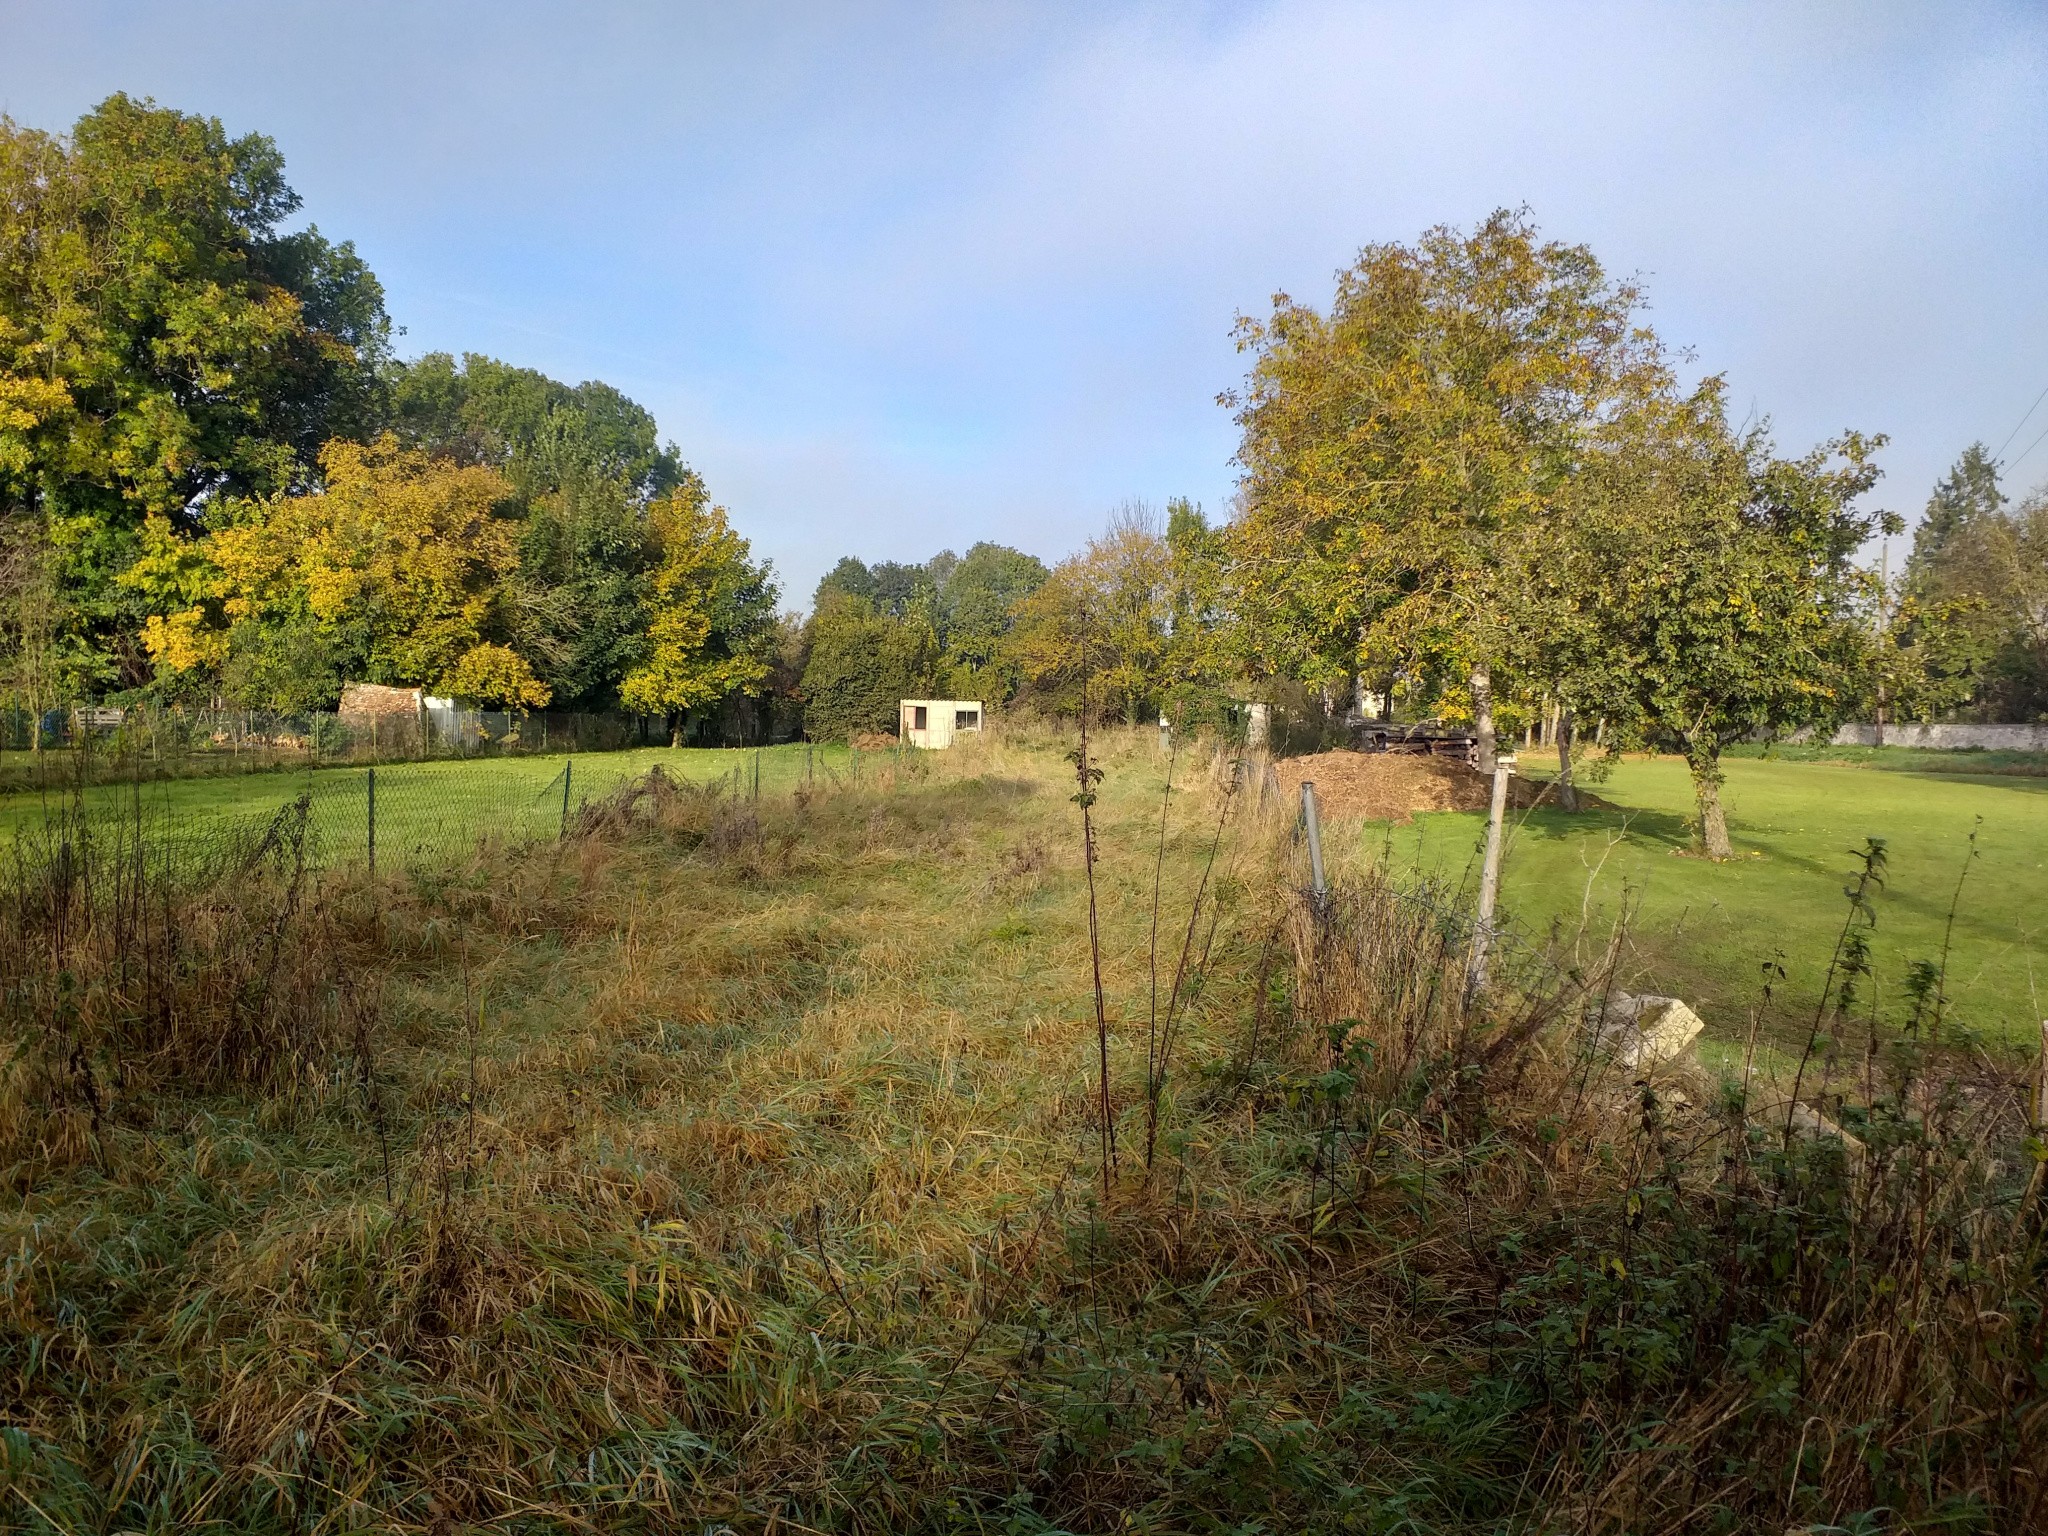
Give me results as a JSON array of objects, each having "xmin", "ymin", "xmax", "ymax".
[{"xmin": 0, "ymin": 797, "xmax": 378, "ymax": 1176}]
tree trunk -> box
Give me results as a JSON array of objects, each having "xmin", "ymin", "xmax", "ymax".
[
  {"xmin": 1688, "ymin": 744, "xmax": 1734, "ymax": 860},
  {"xmin": 1471, "ymin": 663, "xmax": 1496, "ymax": 773},
  {"xmin": 1555, "ymin": 710, "xmax": 1578, "ymax": 811}
]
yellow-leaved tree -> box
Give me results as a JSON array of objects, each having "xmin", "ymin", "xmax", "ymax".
[
  {"xmin": 133, "ymin": 435, "xmax": 551, "ymax": 709},
  {"xmin": 619, "ymin": 488, "xmax": 777, "ymax": 742}
]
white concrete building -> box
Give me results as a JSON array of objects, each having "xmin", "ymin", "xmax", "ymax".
[{"xmin": 900, "ymin": 699, "xmax": 983, "ymax": 749}]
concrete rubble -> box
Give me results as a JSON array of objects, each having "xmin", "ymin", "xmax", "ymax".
[{"xmin": 1586, "ymin": 991, "xmax": 1707, "ymax": 1072}]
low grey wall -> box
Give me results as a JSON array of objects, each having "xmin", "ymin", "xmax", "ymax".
[{"xmin": 1795, "ymin": 723, "xmax": 2048, "ymax": 751}]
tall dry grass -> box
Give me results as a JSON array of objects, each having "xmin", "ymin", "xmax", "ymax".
[{"xmin": 1, "ymin": 726, "xmax": 2041, "ymax": 1533}]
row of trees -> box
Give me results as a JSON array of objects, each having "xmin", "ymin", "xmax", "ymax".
[
  {"xmin": 798, "ymin": 211, "xmax": 2036, "ymax": 859},
  {"xmin": 1221, "ymin": 211, "xmax": 1914, "ymax": 857},
  {"xmin": 4, "ymin": 98, "xmax": 2035, "ymax": 851},
  {"xmin": 0, "ymin": 95, "xmax": 774, "ymax": 736},
  {"xmin": 789, "ymin": 502, "xmax": 1232, "ymax": 740},
  {"xmin": 809, "ymin": 212, "xmax": 1924, "ymax": 860}
]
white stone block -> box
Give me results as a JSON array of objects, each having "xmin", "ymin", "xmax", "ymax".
[{"xmin": 1587, "ymin": 992, "xmax": 1706, "ymax": 1071}]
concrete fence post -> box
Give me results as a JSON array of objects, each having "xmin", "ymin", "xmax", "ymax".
[
  {"xmin": 1300, "ymin": 781, "xmax": 1327, "ymax": 907},
  {"xmin": 1469, "ymin": 754, "xmax": 1516, "ymax": 995},
  {"xmin": 2037, "ymin": 1018, "xmax": 2048, "ymax": 1131}
]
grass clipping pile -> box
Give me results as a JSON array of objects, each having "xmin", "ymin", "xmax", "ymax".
[{"xmin": 1272, "ymin": 748, "xmax": 1566, "ymax": 822}]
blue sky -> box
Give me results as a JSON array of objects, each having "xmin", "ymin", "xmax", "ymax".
[{"xmin": 5, "ymin": 2, "xmax": 2046, "ymax": 604}]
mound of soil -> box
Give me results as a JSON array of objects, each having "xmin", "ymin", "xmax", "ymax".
[{"xmin": 1273, "ymin": 750, "xmax": 1587, "ymax": 823}]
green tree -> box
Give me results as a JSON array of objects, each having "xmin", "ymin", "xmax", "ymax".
[
  {"xmin": 1227, "ymin": 210, "xmax": 1666, "ymax": 764},
  {"xmin": 0, "ymin": 94, "xmax": 390, "ymax": 692},
  {"xmin": 1896, "ymin": 445, "xmax": 2048, "ymax": 719},
  {"xmin": 1008, "ymin": 504, "xmax": 1229, "ymax": 724},
  {"xmin": 389, "ymin": 351, "xmax": 699, "ymax": 710},
  {"xmin": 1909, "ymin": 442, "xmax": 2003, "ymax": 577},
  {"xmin": 497, "ymin": 477, "xmax": 660, "ymax": 709},
  {"xmin": 1909, "ymin": 487, "xmax": 2048, "ymax": 720},
  {"xmin": 1561, "ymin": 382, "xmax": 1888, "ymax": 858},
  {"xmin": 869, "ymin": 560, "xmax": 934, "ymax": 621},
  {"xmin": 799, "ymin": 593, "xmax": 936, "ymax": 741},
  {"xmin": 1984, "ymin": 492, "xmax": 2048, "ymax": 715},
  {"xmin": 389, "ymin": 351, "xmax": 684, "ymax": 500},
  {"xmin": 1159, "ymin": 499, "xmax": 1234, "ymax": 721},
  {"xmin": 1869, "ymin": 587, "xmax": 1995, "ymax": 726},
  {"xmin": 0, "ymin": 516, "xmax": 70, "ymax": 730},
  {"xmin": 813, "ymin": 556, "xmax": 878, "ymax": 610},
  {"xmin": 938, "ymin": 540, "xmax": 1047, "ymax": 699}
]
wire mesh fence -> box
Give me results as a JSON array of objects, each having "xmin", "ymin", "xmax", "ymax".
[
  {"xmin": 0, "ymin": 702, "xmax": 684, "ymax": 786},
  {"xmin": 0, "ymin": 742, "xmax": 865, "ymax": 885}
]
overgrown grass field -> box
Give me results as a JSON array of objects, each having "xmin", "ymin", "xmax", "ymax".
[
  {"xmin": 4, "ymin": 732, "xmax": 2042, "ymax": 1533},
  {"xmin": 1374, "ymin": 753, "xmax": 2048, "ymax": 1055}
]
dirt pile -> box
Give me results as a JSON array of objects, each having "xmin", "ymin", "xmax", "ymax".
[{"xmin": 1272, "ymin": 750, "xmax": 1568, "ymax": 823}]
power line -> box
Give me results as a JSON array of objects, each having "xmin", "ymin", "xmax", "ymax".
[
  {"xmin": 1993, "ymin": 378, "xmax": 2048, "ymax": 463},
  {"xmin": 2003, "ymin": 415, "xmax": 2048, "ymax": 480}
]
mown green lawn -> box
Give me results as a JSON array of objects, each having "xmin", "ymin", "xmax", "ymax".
[
  {"xmin": 1369, "ymin": 754, "xmax": 2048, "ymax": 1055},
  {"xmin": 0, "ymin": 743, "xmax": 855, "ymax": 867}
]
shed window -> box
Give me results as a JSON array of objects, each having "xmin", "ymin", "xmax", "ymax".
[
  {"xmin": 955, "ymin": 709, "xmax": 980, "ymax": 729},
  {"xmin": 911, "ymin": 705, "xmax": 928, "ymax": 730}
]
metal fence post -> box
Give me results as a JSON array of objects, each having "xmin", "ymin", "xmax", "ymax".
[
  {"xmin": 1469, "ymin": 753, "xmax": 1516, "ymax": 994},
  {"xmin": 560, "ymin": 757, "xmax": 573, "ymax": 837},
  {"xmin": 753, "ymin": 748, "xmax": 760, "ymax": 802},
  {"xmin": 367, "ymin": 765, "xmax": 376, "ymax": 874}
]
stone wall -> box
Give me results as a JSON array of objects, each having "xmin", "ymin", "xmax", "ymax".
[{"xmin": 1795, "ymin": 722, "xmax": 2048, "ymax": 751}]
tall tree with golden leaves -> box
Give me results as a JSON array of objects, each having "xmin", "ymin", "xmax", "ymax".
[{"xmin": 619, "ymin": 488, "xmax": 777, "ymax": 742}]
